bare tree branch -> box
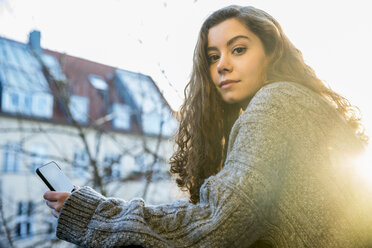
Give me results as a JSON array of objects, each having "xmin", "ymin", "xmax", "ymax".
[
  {"xmin": 0, "ymin": 195, "xmax": 15, "ymax": 248},
  {"xmin": 141, "ymin": 107, "xmax": 166, "ymax": 200}
]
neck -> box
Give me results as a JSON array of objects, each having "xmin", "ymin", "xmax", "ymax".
[{"xmin": 238, "ymin": 97, "xmax": 251, "ymax": 111}]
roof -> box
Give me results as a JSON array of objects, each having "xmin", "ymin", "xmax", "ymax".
[
  {"xmin": 43, "ymin": 49, "xmax": 117, "ymax": 125},
  {"xmin": 0, "ymin": 32, "xmax": 177, "ymax": 136},
  {"xmin": 0, "ymin": 36, "xmax": 49, "ymax": 94}
]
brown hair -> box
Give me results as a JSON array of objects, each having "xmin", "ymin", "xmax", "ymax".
[{"xmin": 170, "ymin": 5, "xmax": 368, "ymax": 204}]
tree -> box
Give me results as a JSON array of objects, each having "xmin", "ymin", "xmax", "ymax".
[{"xmin": 0, "ymin": 44, "xmax": 180, "ymax": 248}]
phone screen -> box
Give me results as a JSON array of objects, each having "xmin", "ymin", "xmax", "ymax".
[{"xmin": 36, "ymin": 161, "xmax": 74, "ymax": 192}]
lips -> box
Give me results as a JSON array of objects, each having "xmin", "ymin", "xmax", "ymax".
[{"xmin": 219, "ymin": 80, "xmax": 240, "ymax": 89}]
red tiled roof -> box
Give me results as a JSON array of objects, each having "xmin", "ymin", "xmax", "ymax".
[{"xmin": 44, "ymin": 49, "xmax": 139, "ymax": 131}]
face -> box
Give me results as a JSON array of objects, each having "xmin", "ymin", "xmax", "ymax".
[{"xmin": 207, "ymin": 18, "xmax": 268, "ymax": 104}]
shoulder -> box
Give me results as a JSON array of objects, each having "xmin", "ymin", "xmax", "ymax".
[
  {"xmin": 251, "ymin": 81, "xmax": 323, "ymax": 107},
  {"xmin": 242, "ymin": 81, "xmax": 336, "ymax": 120},
  {"xmin": 229, "ymin": 82, "xmax": 312, "ymax": 144},
  {"xmin": 233, "ymin": 81, "xmax": 346, "ymax": 138}
]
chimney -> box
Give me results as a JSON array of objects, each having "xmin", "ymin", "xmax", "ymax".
[{"xmin": 29, "ymin": 30, "xmax": 42, "ymax": 53}]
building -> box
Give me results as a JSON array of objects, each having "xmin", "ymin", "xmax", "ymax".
[{"xmin": 0, "ymin": 30, "xmax": 182, "ymax": 247}]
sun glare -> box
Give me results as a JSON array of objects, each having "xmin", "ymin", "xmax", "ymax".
[{"xmin": 354, "ymin": 147, "xmax": 372, "ymax": 187}]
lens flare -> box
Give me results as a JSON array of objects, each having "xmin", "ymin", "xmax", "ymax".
[{"xmin": 354, "ymin": 147, "xmax": 372, "ymax": 187}]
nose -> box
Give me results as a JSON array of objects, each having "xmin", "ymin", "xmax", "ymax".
[{"xmin": 217, "ymin": 54, "xmax": 232, "ymax": 74}]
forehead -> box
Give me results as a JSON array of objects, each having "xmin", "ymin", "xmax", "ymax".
[{"xmin": 207, "ymin": 18, "xmax": 253, "ymax": 46}]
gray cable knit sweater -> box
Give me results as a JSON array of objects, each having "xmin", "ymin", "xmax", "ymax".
[{"xmin": 56, "ymin": 82, "xmax": 372, "ymax": 248}]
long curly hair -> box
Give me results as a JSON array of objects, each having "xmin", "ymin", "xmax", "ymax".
[{"xmin": 169, "ymin": 5, "xmax": 368, "ymax": 204}]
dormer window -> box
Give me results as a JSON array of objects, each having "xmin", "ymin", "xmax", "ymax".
[
  {"xmin": 68, "ymin": 95, "xmax": 90, "ymax": 124},
  {"xmin": 89, "ymin": 74, "xmax": 109, "ymax": 111},
  {"xmin": 111, "ymin": 103, "xmax": 131, "ymax": 130},
  {"xmin": 89, "ymin": 74, "xmax": 108, "ymax": 91}
]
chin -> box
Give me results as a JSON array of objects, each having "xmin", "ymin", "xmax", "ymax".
[
  {"xmin": 222, "ymin": 97, "xmax": 239, "ymax": 104},
  {"xmin": 221, "ymin": 93, "xmax": 242, "ymax": 103}
]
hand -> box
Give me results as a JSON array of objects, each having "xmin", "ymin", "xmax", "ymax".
[{"xmin": 43, "ymin": 186, "xmax": 79, "ymax": 218}]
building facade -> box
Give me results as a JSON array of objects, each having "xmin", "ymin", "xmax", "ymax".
[{"xmin": 0, "ymin": 31, "xmax": 183, "ymax": 247}]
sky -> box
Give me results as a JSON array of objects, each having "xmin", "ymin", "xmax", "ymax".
[{"xmin": 1, "ymin": 0, "xmax": 372, "ymax": 136}]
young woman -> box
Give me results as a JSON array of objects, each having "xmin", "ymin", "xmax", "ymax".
[{"xmin": 44, "ymin": 5, "xmax": 372, "ymax": 247}]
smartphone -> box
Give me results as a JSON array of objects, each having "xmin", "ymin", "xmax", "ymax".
[{"xmin": 36, "ymin": 161, "xmax": 75, "ymax": 192}]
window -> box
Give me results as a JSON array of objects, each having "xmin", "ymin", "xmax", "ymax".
[
  {"xmin": 134, "ymin": 153, "xmax": 166, "ymax": 180},
  {"xmin": 103, "ymin": 154, "xmax": 121, "ymax": 180},
  {"xmin": 24, "ymin": 94, "xmax": 32, "ymax": 113},
  {"xmin": 69, "ymin": 95, "xmax": 90, "ymax": 124},
  {"xmin": 142, "ymin": 111, "xmax": 162, "ymax": 135},
  {"xmin": 15, "ymin": 201, "xmax": 34, "ymax": 238},
  {"xmin": 31, "ymin": 93, "xmax": 53, "ymax": 119},
  {"xmin": 120, "ymin": 155, "xmax": 136, "ymax": 177},
  {"xmin": 2, "ymin": 90, "xmax": 22, "ymax": 114},
  {"xmin": 134, "ymin": 153, "xmax": 153, "ymax": 173},
  {"xmin": 73, "ymin": 149, "xmax": 89, "ymax": 178},
  {"xmin": 1, "ymin": 67, "xmax": 53, "ymax": 118},
  {"xmin": 2, "ymin": 89, "xmax": 32, "ymax": 116},
  {"xmin": 151, "ymin": 157, "xmax": 168, "ymax": 180},
  {"xmin": 111, "ymin": 103, "xmax": 131, "ymax": 130},
  {"xmin": 89, "ymin": 74, "xmax": 108, "ymax": 91},
  {"xmin": 29, "ymin": 144, "xmax": 48, "ymax": 173},
  {"xmin": 2, "ymin": 142, "xmax": 21, "ymax": 173},
  {"xmin": 10, "ymin": 91, "xmax": 19, "ymax": 106}
]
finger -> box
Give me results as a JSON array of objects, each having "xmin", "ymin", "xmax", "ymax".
[
  {"xmin": 44, "ymin": 191, "xmax": 71, "ymax": 202},
  {"xmin": 46, "ymin": 199, "xmax": 65, "ymax": 212},
  {"xmin": 43, "ymin": 191, "xmax": 60, "ymax": 201},
  {"xmin": 46, "ymin": 200, "xmax": 56, "ymax": 209},
  {"xmin": 52, "ymin": 209, "xmax": 59, "ymax": 218}
]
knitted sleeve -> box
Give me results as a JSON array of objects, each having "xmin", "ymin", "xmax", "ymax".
[{"xmin": 56, "ymin": 82, "xmax": 318, "ymax": 248}]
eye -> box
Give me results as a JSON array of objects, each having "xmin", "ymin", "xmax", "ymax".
[
  {"xmin": 232, "ymin": 47, "xmax": 247, "ymax": 55},
  {"xmin": 208, "ymin": 54, "xmax": 220, "ymax": 64}
]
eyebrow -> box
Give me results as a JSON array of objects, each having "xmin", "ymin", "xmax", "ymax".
[{"xmin": 207, "ymin": 35, "xmax": 251, "ymax": 52}]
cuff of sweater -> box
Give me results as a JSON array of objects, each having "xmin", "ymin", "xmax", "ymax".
[{"xmin": 56, "ymin": 186, "xmax": 104, "ymax": 244}]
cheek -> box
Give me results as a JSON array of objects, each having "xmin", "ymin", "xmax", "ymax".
[
  {"xmin": 209, "ymin": 66, "xmax": 219, "ymax": 86},
  {"xmin": 257, "ymin": 54, "xmax": 268, "ymax": 75},
  {"xmin": 245, "ymin": 56, "xmax": 267, "ymax": 81},
  {"xmin": 209, "ymin": 68, "xmax": 222, "ymax": 95}
]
